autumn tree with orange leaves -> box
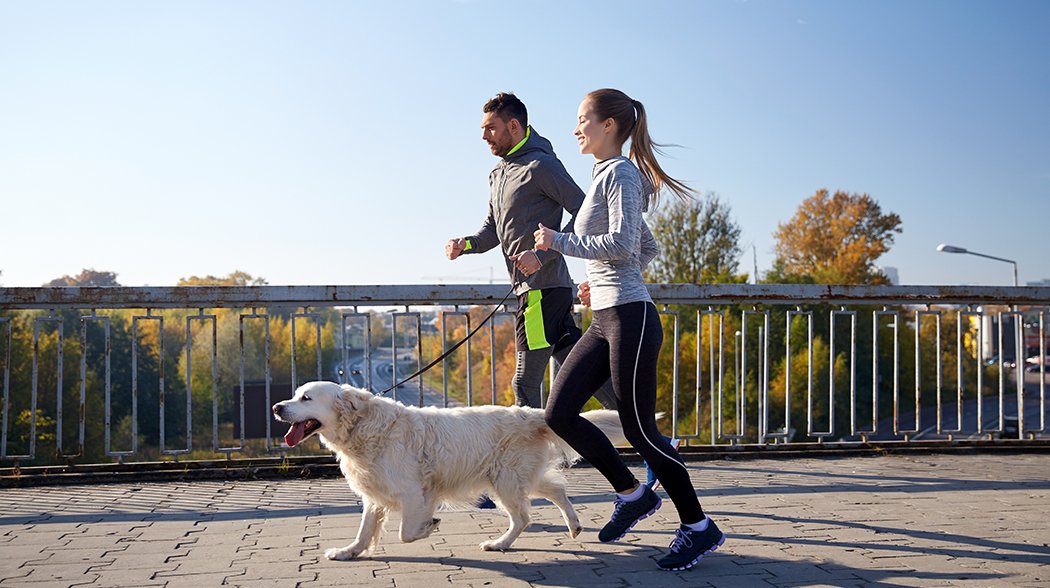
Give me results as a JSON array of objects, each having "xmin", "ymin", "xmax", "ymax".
[{"xmin": 770, "ymin": 189, "xmax": 902, "ymax": 285}]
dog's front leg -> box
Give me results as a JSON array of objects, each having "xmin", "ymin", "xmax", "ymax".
[{"xmin": 325, "ymin": 499, "xmax": 386, "ymax": 561}]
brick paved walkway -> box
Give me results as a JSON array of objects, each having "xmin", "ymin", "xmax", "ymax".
[{"xmin": 1, "ymin": 453, "xmax": 1048, "ymax": 587}]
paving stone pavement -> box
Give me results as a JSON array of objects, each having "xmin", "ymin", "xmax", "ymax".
[{"xmin": 1, "ymin": 453, "xmax": 1048, "ymax": 587}]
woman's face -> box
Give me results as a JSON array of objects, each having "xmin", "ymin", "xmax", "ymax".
[{"xmin": 574, "ymin": 99, "xmax": 614, "ymax": 157}]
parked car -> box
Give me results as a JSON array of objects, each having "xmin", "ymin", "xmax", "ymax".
[
  {"xmin": 1024, "ymin": 355, "xmax": 1050, "ymax": 372},
  {"xmin": 984, "ymin": 355, "xmax": 1017, "ymax": 368}
]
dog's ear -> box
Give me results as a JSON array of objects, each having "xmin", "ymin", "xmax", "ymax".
[{"xmin": 338, "ymin": 383, "xmax": 369, "ymax": 411}]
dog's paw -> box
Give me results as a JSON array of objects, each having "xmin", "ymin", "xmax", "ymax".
[
  {"xmin": 421, "ymin": 517, "xmax": 440, "ymax": 538},
  {"xmin": 325, "ymin": 545, "xmax": 365, "ymax": 561},
  {"xmin": 568, "ymin": 524, "xmax": 582, "ymax": 538},
  {"xmin": 401, "ymin": 517, "xmax": 441, "ymax": 543},
  {"xmin": 480, "ymin": 539, "xmax": 511, "ymax": 551}
]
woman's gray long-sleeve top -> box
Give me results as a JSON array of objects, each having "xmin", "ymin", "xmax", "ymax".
[{"xmin": 550, "ymin": 156, "xmax": 659, "ymax": 311}]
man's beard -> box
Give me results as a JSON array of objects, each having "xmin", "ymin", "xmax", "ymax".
[{"xmin": 494, "ymin": 130, "xmax": 514, "ymax": 156}]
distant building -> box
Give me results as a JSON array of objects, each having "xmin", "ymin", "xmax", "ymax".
[
  {"xmin": 978, "ymin": 308, "xmax": 1050, "ymax": 365},
  {"xmin": 881, "ymin": 266, "xmax": 900, "ymax": 285},
  {"xmin": 1026, "ymin": 278, "xmax": 1050, "ymax": 286}
]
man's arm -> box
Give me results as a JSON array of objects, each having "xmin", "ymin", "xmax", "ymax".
[
  {"xmin": 447, "ymin": 199, "xmax": 500, "ymax": 260},
  {"xmin": 532, "ymin": 158, "xmax": 586, "ymax": 266},
  {"xmin": 462, "ymin": 203, "xmax": 501, "ymax": 255}
]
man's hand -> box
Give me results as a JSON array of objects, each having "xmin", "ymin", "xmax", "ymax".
[
  {"xmin": 577, "ymin": 281, "xmax": 591, "ymax": 307},
  {"xmin": 445, "ymin": 238, "xmax": 467, "ymax": 260},
  {"xmin": 533, "ymin": 223, "xmax": 556, "ymax": 251},
  {"xmin": 510, "ymin": 250, "xmax": 541, "ymax": 276}
]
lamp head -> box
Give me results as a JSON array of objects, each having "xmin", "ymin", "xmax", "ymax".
[{"xmin": 937, "ymin": 244, "xmax": 968, "ymax": 254}]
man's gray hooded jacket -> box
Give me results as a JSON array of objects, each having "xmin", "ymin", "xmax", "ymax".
[{"xmin": 464, "ymin": 127, "xmax": 583, "ymax": 295}]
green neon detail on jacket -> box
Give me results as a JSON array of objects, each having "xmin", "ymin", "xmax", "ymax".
[{"xmin": 506, "ymin": 126, "xmax": 531, "ymax": 157}]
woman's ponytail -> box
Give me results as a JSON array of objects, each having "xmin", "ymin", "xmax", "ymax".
[{"xmin": 586, "ymin": 89, "xmax": 695, "ymax": 208}]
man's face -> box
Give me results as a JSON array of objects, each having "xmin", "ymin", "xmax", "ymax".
[{"xmin": 481, "ymin": 112, "xmax": 515, "ymax": 157}]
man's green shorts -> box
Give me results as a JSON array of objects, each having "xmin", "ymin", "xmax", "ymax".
[{"xmin": 514, "ymin": 287, "xmax": 582, "ymax": 353}]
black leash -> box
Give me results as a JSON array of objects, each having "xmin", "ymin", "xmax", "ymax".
[{"xmin": 377, "ymin": 281, "xmax": 520, "ymax": 396}]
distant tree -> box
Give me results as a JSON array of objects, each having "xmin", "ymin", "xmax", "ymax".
[
  {"xmin": 762, "ymin": 258, "xmax": 815, "ymax": 285},
  {"xmin": 771, "ymin": 189, "xmax": 902, "ymax": 285},
  {"xmin": 45, "ymin": 269, "xmax": 121, "ymax": 287},
  {"xmin": 645, "ymin": 192, "xmax": 745, "ymax": 284},
  {"xmin": 177, "ymin": 271, "xmax": 267, "ymax": 286}
]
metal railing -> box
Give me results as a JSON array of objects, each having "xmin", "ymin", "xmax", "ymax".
[{"xmin": 1, "ymin": 283, "xmax": 1048, "ymax": 466}]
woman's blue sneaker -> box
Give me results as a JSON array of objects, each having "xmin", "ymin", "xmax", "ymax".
[{"xmin": 656, "ymin": 519, "xmax": 725, "ymax": 571}]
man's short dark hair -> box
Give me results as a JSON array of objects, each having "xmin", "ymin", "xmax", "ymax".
[{"xmin": 483, "ymin": 92, "xmax": 528, "ymax": 128}]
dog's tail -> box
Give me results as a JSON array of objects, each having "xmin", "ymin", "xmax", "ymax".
[
  {"xmin": 548, "ymin": 409, "xmax": 665, "ymax": 466},
  {"xmin": 581, "ymin": 409, "xmax": 628, "ymax": 446}
]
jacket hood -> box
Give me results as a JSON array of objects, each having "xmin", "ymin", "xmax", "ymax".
[{"xmin": 502, "ymin": 126, "xmax": 555, "ymax": 161}]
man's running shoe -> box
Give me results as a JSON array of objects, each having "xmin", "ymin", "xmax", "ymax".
[
  {"xmin": 656, "ymin": 519, "xmax": 725, "ymax": 571},
  {"xmin": 598, "ymin": 485, "xmax": 662, "ymax": 543},
  {"xmin": 646, "ymin": 437, "xmax": 682, "ymax": 491}
]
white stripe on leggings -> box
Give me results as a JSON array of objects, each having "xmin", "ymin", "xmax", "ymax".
[{"xmin": 632, "ymin": 303, "xmax": 689, "ymax": 474}]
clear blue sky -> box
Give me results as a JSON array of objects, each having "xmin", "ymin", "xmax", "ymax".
[{"xmin": 1, "ymin": 0, "xmax": 1047, "ymax": 287}]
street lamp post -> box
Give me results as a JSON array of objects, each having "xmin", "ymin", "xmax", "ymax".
[
  {"xmin": 937, "ymin": 243, "xmax": 1025, "ymax": 437},
  {"xmin": 936, "ymin": 243, "xmax": 1018, "ymax": 286}
]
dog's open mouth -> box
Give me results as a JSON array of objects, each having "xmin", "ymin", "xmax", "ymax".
[{"xmin": 284, "ymin": 419, "xmax": 322, "ymax": 447}]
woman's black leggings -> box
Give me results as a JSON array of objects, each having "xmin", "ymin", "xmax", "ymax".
[{"xmin": 544, "ymin": 301, "xmax": 704, "ymax": 524}]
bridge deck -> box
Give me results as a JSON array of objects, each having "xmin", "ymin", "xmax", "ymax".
[{"xmin": 1, "ymin": 452, "xmax": 1048, "ymax": 587}]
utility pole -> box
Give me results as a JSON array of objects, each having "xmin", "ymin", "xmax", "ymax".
[{"xmin": 752, "ymin": 244, "xmax": 759, "ymax": 284}]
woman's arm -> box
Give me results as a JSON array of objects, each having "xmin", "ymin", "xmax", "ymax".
[
  {"xmin": 548, "ymin": 167, "xmax": 644, "ymax": 261},
  {"xmin": 639, "ymin": 218, "xmax": 659, "ymax": 269}
]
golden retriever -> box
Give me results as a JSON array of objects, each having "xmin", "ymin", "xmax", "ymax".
[{"xmin": 272, "ymin": 381, "xmax": 626, "ymax": 560}]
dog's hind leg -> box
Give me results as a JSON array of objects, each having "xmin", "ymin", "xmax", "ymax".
[
  {"xmin": 326, "ymin": 499, "xmax": 387, "ymax": 561},
  {"xmin": 532, "ymin": 471, "xmax": 582, "ymax": 538},
  {"xmin": 398, "ymin": 491, "xmax": 441, "ymax": 543},
  {"xmin": 480, "ymin": 489, "xmax": 530, "ymax": 551}
]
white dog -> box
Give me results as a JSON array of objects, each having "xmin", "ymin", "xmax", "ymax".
[{"xmin": 272, "ymin": 381, "xmax": 626, "ymax": 560}]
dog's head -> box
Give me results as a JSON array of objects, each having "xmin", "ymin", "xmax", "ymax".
[{"xmin": 272, "ymin": 381, "xmax": 364, "ymax": 447}]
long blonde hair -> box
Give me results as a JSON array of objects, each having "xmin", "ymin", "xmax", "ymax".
[{"xmin": 585, "ymin": 88, "xmax": 695, "ymax": 207}]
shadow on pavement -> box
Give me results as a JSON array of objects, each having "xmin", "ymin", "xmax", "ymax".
[
  {"xmin": 351, "ymin": 548, "xmax": 1007, "ymax": 587},
  {"xmin": 721, "ymin": 509, "xmax": 1050, "ymax": 565}
]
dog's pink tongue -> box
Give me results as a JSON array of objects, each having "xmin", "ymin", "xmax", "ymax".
[{"xmin": 284, "ymin": 422, "xmax": 307, "ymax": 447}]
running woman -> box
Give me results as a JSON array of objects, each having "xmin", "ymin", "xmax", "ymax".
[{"xmin": 531, "ymin": 88, "xmax": 725, "ymax": 571}]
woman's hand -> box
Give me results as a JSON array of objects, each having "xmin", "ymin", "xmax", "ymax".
[
  {"xmin": 533, "ymin": 223, "xmax": 556, "ymax": 251},
  {"xmin": 577, "ymin": 281, "xmax": 591, "ymax": 307}
]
